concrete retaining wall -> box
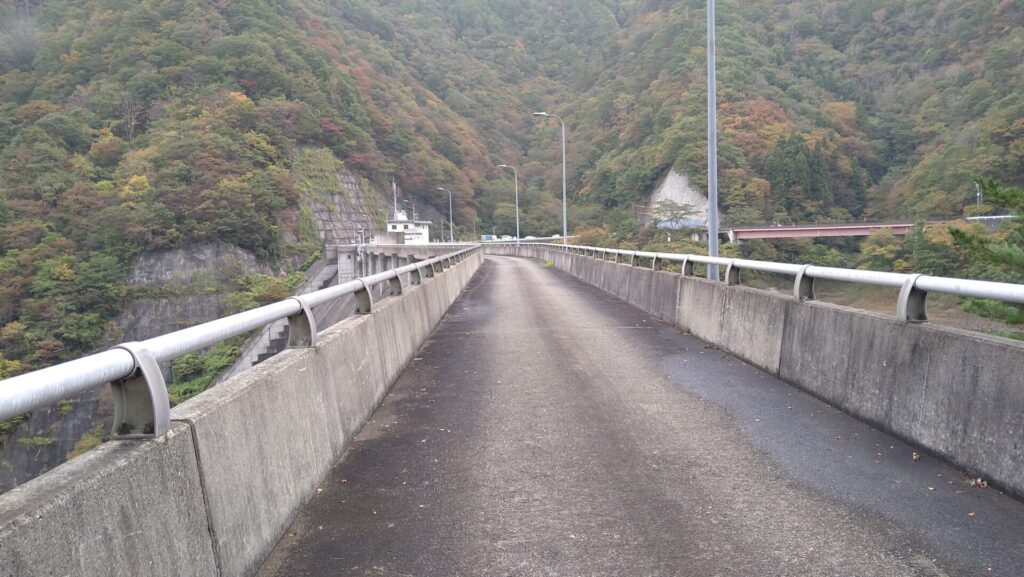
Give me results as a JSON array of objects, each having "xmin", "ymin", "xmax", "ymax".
[
  {"xmin": 487, "ymin": 244, "xmax": 1024, "ymax": 498},
  {"xmin": 0, "ymin": 249, "xmax": 483, "ymax": 577}
]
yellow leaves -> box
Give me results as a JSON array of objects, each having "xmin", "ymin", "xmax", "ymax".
[
  {"xmin": 858, "ymin": 229, "xmax": 901, "ymax": 270},
  {"xmin": 823, "ymin": 101, "xmax": 856, "ymax": 128},
  {"xmin": 242, "ymin": 131, "xmax": 280, "ymax": 165},
  {"xmin": 836, "ymin": 155, "xmax": 853, "ymax": 177},
  {"xmin": 14, "ymin": 100, "xmax": 59, "ymax": 123},
  {"xmin": 923, "ymin": 225, "xmax": 955, "ymax": 247},
  {"xmin": 743, "ymin": 178, "xmax": 772, "ymax": 202},
  {"xmin": 59, "ymin": 50, "xmax": 81, "ymax": 66},
  {"xmin": 70, "ymin": 153, "xmax": 93, "ymax": 174},
  {"xmin": 0, "ymin": 357, "xmax": 22, "ymax": 379},
  {"xmin": 824, "ymin": 102, "xmax": 857, "ymax": 136},
  {"xmin": 228, "ymin": 91, "xmax": 249, "ymax": 102},
  {"xmin": 118, "ymin": 175, "xmax": 153, "ymax": 203},
  {"xmin": 51, "ymin": 262, "xmax": 75, "ymax": 281},
  {"xmin": 1, "ymin": 321, "xmax": 27, "ymax": 341}
]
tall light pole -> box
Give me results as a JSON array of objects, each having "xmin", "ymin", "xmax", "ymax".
[
  {"xmin": 706, "ymin": 0, "xmax": 721, "ymax": 279},
  {"xmin": 533, "ymin": 112, "xmax": 568, "ymax": 245},
  {"xmin": 436, "ymin": 187, "xmax": 454, "ymax": 243},
  {"xmin": 497, "ymin": 164, "xmax": 520, "ymax": 240}
]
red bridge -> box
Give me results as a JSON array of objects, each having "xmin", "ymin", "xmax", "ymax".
[{"xmin": 728, "ymin": 222, "xmax": 915, "ymax": 242}]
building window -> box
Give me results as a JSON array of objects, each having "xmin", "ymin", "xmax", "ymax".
[{"xmin": 404, "ymin": 224, "xmax": 410, "ymax": 230}]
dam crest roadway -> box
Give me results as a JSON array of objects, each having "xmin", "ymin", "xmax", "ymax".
[{"xmin": 258, "ymin": 255, "xmax": 1024, "ymax": 577}]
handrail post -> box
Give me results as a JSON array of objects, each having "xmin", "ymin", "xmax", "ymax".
[
  {"xmin": 286, "ymin": 295, "xmax": 318, "ymax": 349},
  {"xmin": 794, "ymin": 265, "xmax": 815, "ymax": 300},
  {"xmin": 897, "ymin": 274, "xmax": 928, "ymax": 323},
  {"xmin": 389, "ymin": 271, "xmax": 404, "ymax": 296},
  {"xmin": 354, "ymin": 279, "xmax": 374, "ymax": 314},
  {"xmin": 725, "ymin": 260, "xmax": 740, "ymax": 285},
  {"xmin": 110, "ymin": 342, "xmax": 170, "ymax": 439}
]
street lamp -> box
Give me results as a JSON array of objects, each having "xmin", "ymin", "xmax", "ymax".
[
  {"xmin": 533, "ymin": 112, "xmax": 568, "ymax": 245},
  {"xmin": 706, "ymin": 0, "xmax": 721, "ymax": 279},
  {"xmin": 436, "ymin": 187, "xmax": 454, "ymax": 243},
  {"xmin": 497, "ymin": 164, "xmax": 520, "ymax": 240}
]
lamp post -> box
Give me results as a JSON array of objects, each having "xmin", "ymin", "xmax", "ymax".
[
  {"xmin": 533, "ymin": 112, "xmax": 567, "ymax": 245},
  {"xmin": 497, "ymin": 164, "xmax": 520, "ymax": 240},
  {"xmin": 436, "ymin": 187, "xmax": 454, "ymax": 243},
  {"xmin": 706, "ymin": 0, "xmax": 721, "ymax": 279}
]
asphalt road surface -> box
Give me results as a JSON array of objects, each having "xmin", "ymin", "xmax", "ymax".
[{"xmin": 257, "ymin": 256, "xmax": 1024, "ymax": 577}]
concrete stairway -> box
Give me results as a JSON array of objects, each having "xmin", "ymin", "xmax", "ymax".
[{"xmin": 213, "ymin": 253, "xmax": 341, "ymax": 385}]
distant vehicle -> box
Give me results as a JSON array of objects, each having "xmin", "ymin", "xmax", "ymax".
[
  {"xmin": 481, "ymin": 234, "xmax": 495, "ymax": 241},
  {"xmin": 500, "ymin": 235, "xmax": 513, "ymax": 240}
]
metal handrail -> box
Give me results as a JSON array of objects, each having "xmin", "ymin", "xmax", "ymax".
[
  {"xmin": 0, "ymin": 245, "xmax": 480, "ymax": 429},
  {"xmin": 504, "ymin": 243, "xmax": 1024, "ymax": 323}
]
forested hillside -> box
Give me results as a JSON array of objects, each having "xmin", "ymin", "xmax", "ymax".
[
  {"xmin": 326, "ymin": 0, "xmax": 1022, "ymax": 230},
  {"xmin": 0, "ymin": 0, "xmax": 499, "ymax": 376},
  {"xmin": 1, "ymin": 0, "xmax": 1022, "ymax": 375},
  {"xmin": 571, "ymin": 0, "xmax": 1023, "ymax": 223}
]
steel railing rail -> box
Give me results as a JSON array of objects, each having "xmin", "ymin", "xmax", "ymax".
[
  {"xmin": 0, "ymin": 245, "xmax": 481, "ymax": 438},
  {"xmin": 490, "ymin": 242, "xmax": 1024, "ymax": 323}
]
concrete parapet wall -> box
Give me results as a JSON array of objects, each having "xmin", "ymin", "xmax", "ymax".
[
  {"xmin": 779, "ymin": 302, "xmax": 1024, "ymax": 498},
  {"xmin": 676, "ymin": 277, "xmax": 786, "ymax": 374},
  {"xmin": 628, "ymin": 267, "xmax": 679, "ymax": 324},
  {"xmin": 485, "ymin": 244, "xmax": 1024, "ymax": 498},
  {"xmin": 0, "ymin": 250, "xmax": 483, "ymax": 577},
  {"xmin": 0, "ymin": 424, "xmax": 217, "ymax": 577}
]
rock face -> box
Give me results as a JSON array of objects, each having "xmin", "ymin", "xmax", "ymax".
[
  {"xmin": 0, "ymin": 165, "xmax": 389, "ymax": 493},
  {"xmin": 647, "ymin": 169, "xmax": 713, "ymax": 228},
  {"xmin": 0, "ymin": 243, "xmax": 267, "ymax": 492},
  {"xmin": 116, "ymin": 242, "xmax": 271, "ymax": 344},
  {"xmin": 126, "ymin": 242, "xmax": 263, "ymax": 288}
]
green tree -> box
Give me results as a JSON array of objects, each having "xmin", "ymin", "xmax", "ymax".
[
  {"xmin": 651, "ymin": 200, "xmax": 698, "ymax": 229},
  {"xmin": 951, "ymin": 179, "xmax": 1024, "ymax": 281},
  {"xmin": 950, "ymin": 179, "xmax": 1024, "ymax": 324}
]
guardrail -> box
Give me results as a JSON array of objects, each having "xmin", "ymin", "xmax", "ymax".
[
  {"xmin": 0, "ymin": 245, "xmax": 481, "ymax": 438},
  {"xmin": 501, "ymin": 242, "xmax": 1024, "ymax": 323}
]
